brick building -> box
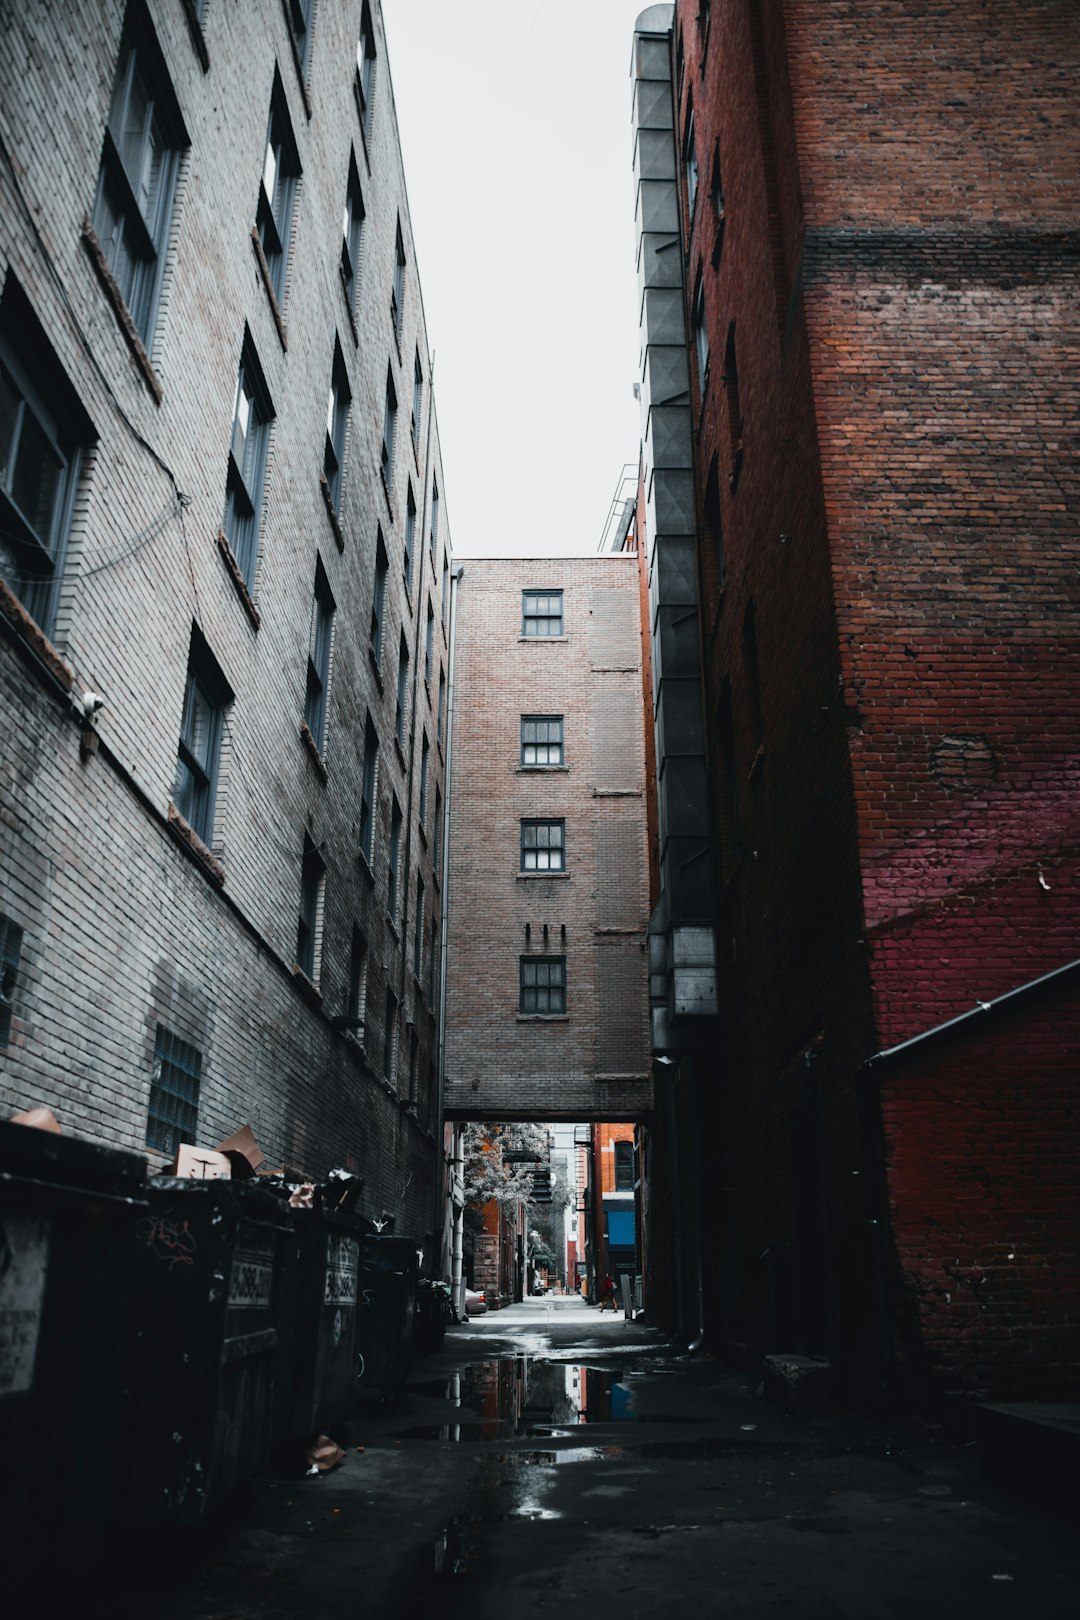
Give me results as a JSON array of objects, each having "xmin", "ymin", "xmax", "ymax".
[
  {"xmin": 0, "ymin": 1, "xmax": 453, "ymax": 1240},
  {"xmin": 443, "ymin": 558, "xmax": 653, "ymax": 1124},
  {"xmin": 631, "ymin": 1, "xmax": 1080, "ymax": 1399}
]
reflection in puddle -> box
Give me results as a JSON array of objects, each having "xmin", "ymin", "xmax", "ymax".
[{"xmin": 400, "ymin": 1357, "xmax": 650, "ymax": 1442}]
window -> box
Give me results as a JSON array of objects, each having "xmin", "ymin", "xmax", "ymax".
[
  {"xmin": 370, "ymin": 530, "xmax": 388, "ymax": 662},
  {"xmin": 521, "ymin": 819, "xmax": 565, "ymax": 873},
  {"xmin": 323, "ymin": 343, "xmax": 351, "ymax": 508},
  {"xmin": 355, "ymin": 4, "xmax": 376, "ymax": 136},
  {"xmin": 436, "ymin": 667, "xmax": 446, "ymax": 745},
  {"xmin": 711, "ymin": 139, "xmax": 725, "ymax": 224},
  {"xmin": 146, "ymin": 1025, "xmax": 201, "ymax": 1156},
  {"xmin": 614, "ymin": 1141, "xmax": 634, "ymax": 1191},
  {"xmin": 441, "ymin": 553, "xmax": 449, "ymax": 626},
  {"xmin": 432, "ymin": 785, "xmax": 442, "ymax": 869},
  {"xmin": 522, "ymin": 590, "xmax": 563, "ymax": 637},
  {"xmin": 684, "ymin": 102, "xmax": 698, "ymax": 217},
  {"xmin": 341, "ymin": 157, "xmax": 365, "ymax": 309},
  {"xmin": 381, "ymin": 368, "xmax": 397, "ymax": 486},
  {"xmin": 255, "ymin": 77, "xmax": 301, "ymax": 307},
  {"xmin": 691, "ymin": 268, "xmax": 708, "ymax": 393},
  {"xmin": 223, "ymin": 334, "xmax": 274, "ymax": 585},
  {"xmin": 413, "ymin": 877, "xmax": 424, "ymax": 979},
  {"xmin": 429, "ymin": 479, "xmax": 439, "ymax": 562},
  {"xmin": 418, "ymin": 733, "xmax": 430, "ymax": 831},
  {"xmin": 391, "ymin": 222, "xmax": 405, "ymax": 344},
  {"xmin": 395, "ymin": 633, "xmax": 409, "ymax": 746},
  {"xmin": 408, "ymin": 1028, "xmax": 419, "ymax": 1106},
  {"xmin": 174, "ymin": 625, "xmax": 231, "ymax": 844},
  {"xmin": 403, "ymin": 485, "xmax": 416, "ymax": 593},
  {"xmin": 704, "ymin": 454, "xmax": 726, "ymax": 593},
  {"xmin": 724, "ymin": 320, "xmax": 743, "ymax": 486},
  {"xmin": 304, "ymin": 558, "xmax": 335, "ymax": 751},
  {"xmin": 0, "ymin": 913, "xmax": 23, "ymax": 1049},
  {"xmin": 348, "ymin": 925, "xmax": 368, "ymax": 1028},
  {"xmin": 286, "ymin": 0, "xmax": 313, "ymax": 75},
  {"xmin": 0, "ymin": 292, "xmax": 85, "ymax": 634},
  {"xmin": 411, "ymin": 351, "xmax": 423, "ymax": 449},
  {"xmin": 521, "ymin": 715, "xmax": 563, "ymax": 767},
  {"xmin": 519, "ymin": 956, "xmax": 566, "ymax": 1015},
  {"xmin": 296, "ymin": 835, "xmax": 325, "ymax": 980},
  {"xmin": 428, "ymin": 920, "xmax": 438, "ymax": 1006},
  {"xmin": 382, "ymin": 986, "xmax": 398, "ymax": 1084},
  {"xmin": 424, "ymin": 602, "xmax": 434, "ymax": 688},
  {"xmin": 91, "ymin": 10, "xmax": 184, "ymax": 345},
  {"xmin": 388, "ymin": 796, "xmax": 402, "ymax": 920},
  {"xmin": 359, "ymin": 715, "xmax": 378, "ymax": 865}
]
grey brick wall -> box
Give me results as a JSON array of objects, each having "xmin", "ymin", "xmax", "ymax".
[{"xmin": 0, "ymin": 0, "xmax": 451, "ymax": 1236}]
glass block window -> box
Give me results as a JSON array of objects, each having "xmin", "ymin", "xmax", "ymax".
[
  {"xmin": 521, "ymin": 715, "xmax": 563, "ymax": 767},
  {"xmin": 0, "ymin": 913, "xmax": 24, "ymax": 1048},
  {"xmin": 519, "ymin": 956, "xmax": 566, "ymax": 1015},
  {"xmin": 521, "ymin": 819, "xmax": 565, "ymax": 873},
  {"xmin": 522, "ymin": 589, "xmax": 563, "ymax": 637},
  {"xmin": 147, "ymin": 1025, "xmax": 201, "ymax": 1155}
]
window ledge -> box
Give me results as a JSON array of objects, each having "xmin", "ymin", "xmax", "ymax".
[
  {"xmin": 357, "ymin": 848, "xmax": 375, "ymax": 885},
  {"xmin": 80, "ymin": 218, "xmax": 163, "ymax": 404},
  {"xmin": 595, "ymin": 1073, "xmax": 650, "ymax": 1083},
  {"xmin": 180, "ymin": 0, "xmax": 210, "ymax": 71},
  {"xmin": 517, "ymin": 870, "xmax": 570, "ymax": 881},
  {"xmin": 339, "ymin": 263, "xmax": 359, "ymax": 347},
  {"xmin": 386, "ymin": 915, "xmax": 400, "ymax": 940},
  {"xmin": 0, "ymin": 579, "xmax": 74, "ymax": 694},
  {"xmin": 167, "ymin": 803, "xmax": 225, "ymax": 886},
  {"xmin": 729, "ymin": 440, "xmax": 745, "ymax": 492},
  {"xmin": 517, "ymin": 634, "xmax": 568, "ymax": 644},
  {"xmin": 217, "ymin": 529, "xmax": 260, "ymax": 629},
  {"xmin": 417, "ymin": 823, "xmax": 428, "ymax": 848},
  {"xmin": 516, "ymin": 765, "xmax": 569, "ymax": 774},
  {"xmin": 291, "ymin": 963, "xmax": 323, "ymax": 1008},
  {"xmin": 593, "ymin": 788, "xmax": 641, "ymax": 799},
  {"xmin": 516, "ymin": 1013, "xmax": 570, "ymax": 1023},
  {"xmin": 380, "ymin": 465, "xmax": 394, "ymax": 520},
  {"xmin": 319, "ymin": 472, "xmax": 346, "ymax": 551},
  {"xmin": 367, "ymin": 646, "xmax": 384, "ymax": 690},
  {"xmin": 394, "ymin": 735, "xmax": 407, "ymax": 771},
  {"xmin": 748, "ymin": 742, "xmax": 765, "ymax": 781},
  {"xmin": 282, "ymin": 6, "xmax": 313, "ymax": 119},
  {"xmin": 299, "ymin": 719, "xmax": 329, "ymax": 782},
  {"xmin": 251, "ymin": 228, "xmax": 288, "ymax": 352}
]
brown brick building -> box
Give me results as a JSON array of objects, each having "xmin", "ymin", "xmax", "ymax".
[
  {"xmin": 443, "ymin": 558, "xmax": 652, "ymax": 1124},
  {"xmin": 632, "ymin": 1, "xmax": 1080, "ymax": 1400},
  {"xmin": 0, "ymin": 1, "xmax": 452, "ymax": 1239}
]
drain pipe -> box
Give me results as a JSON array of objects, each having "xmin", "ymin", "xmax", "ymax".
[{"xmin": 436, "ymin": 563, "xmax": 466, "ymax": 1317}]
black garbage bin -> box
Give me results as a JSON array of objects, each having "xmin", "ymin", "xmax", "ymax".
[
  {"xmin": 272, "ymin": 1207, "xmax": 361, "ymax": 1463},
  {"xmin": 123, "ymin": 1177, "xmax": 296, "ymax": 1522},
  {"xmin": 0, "ymin": 1119, "xmax": 147, "ymax": 1556},
  {"xmin": 355, "ymin": 1235, "xmax": 418, "ymax": 1399}
]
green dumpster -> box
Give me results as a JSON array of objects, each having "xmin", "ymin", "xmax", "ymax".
[
  {"xmin": 272, "ymin": 1207, "xmax": 361, "ymax": 1464},
  {"xmin": 355, "ymin": 1234, "xmax": 418, "ymax": 1399}
]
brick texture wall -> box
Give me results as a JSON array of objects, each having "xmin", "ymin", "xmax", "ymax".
[
  {"xmin": 444, "ymin": 559, "xmax": 652, "ymax": 1121},
  {"xmin": 0, "ymin": 1, "xmax": 450, "ymax": 1237},
  {"xmin": 671, "ymin": 0, "xmax": 1080, "ymax": 1395}
]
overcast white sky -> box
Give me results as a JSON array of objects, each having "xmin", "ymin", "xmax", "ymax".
[{"xmin": 382, "ymin": 0, "xmax": 652, "ymax": 558}]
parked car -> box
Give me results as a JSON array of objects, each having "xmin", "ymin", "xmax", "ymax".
[{"xmin": 464, "ymin": 1288, "xmax": 487, "ymax": 1316}]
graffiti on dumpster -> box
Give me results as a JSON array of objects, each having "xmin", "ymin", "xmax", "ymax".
[
  {"xmin": 0, "ymin": 1214, "xmax": 51, "ymax": 1396},
  {"xmin": 138, "ymin": 1215, "xmax": 197, "ymax": 1270},
  {"xmin": 228, "ymin": 1243, "xmax": 274, "ymax": 1309},
  {"xmin": 324, "ymin": 1236, "xmax": 359, "ymax": 1306}
]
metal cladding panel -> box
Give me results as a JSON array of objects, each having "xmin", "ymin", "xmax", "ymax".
[
  {"xmin": 634, "ymin": 32, "xmax": 673, "ymax": 82},
  {"xmin": 646, "ymin": 466, "xmax": 696, "ymax": 541},
  {"xmin": 657, "ymin": 750, "xmax": 710, "ymax": 838},
  {"xmin": 646, "ymin": 401, "xmax": 694, "ymax": 471},
  {"xmin": 637, "ymin": 176, "xmax": 680, "ymax": 235},
  {"xmin": 655, "ymin": 604, "xmax": 704, "ymax": 679},
  {"xmin": 634, "ymin": 126, "xmax": 677, "ymax": 184},
  {"xmin": 672, "ymin": 965, "xmax": 719, "ymax": 1018},
  {"xmin": 654, "ymin": 677, "xmax": 705, "ymax": 760},
  {"xmin": 650, "ymin": 531, "xmax": 698, "ymax": 609},
  {"xmin": 640, "ymin": 341, "xmax": 689, "ymax": 419},
  {"xmin": 642, "ymin": 285, "xmax": 688, "ymax": 348},
  {"xmin": 637, "ymin": 231, "xmax": 684, "ymax": 294},
  {"xmin": 660, "ymin": 838, "xmax": 717, "ymax": 923},
  {"xmin": 632, "ymin": 74, "xmax": 675, "ymax": 132}
]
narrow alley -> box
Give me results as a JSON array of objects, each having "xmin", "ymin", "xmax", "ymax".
[{"xmin": 99, "ymin": 1298, "xmax": 1080, "ymax": 1620}]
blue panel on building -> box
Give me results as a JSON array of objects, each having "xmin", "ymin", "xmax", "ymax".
[{"xmin": 606, "ymin": 1209, "xmax": 636, "ymax": 1247}]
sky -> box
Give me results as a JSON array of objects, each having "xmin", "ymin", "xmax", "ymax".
[{"xmin": 381, "ymin": 0, "xmax": 654, "ymax": 558}]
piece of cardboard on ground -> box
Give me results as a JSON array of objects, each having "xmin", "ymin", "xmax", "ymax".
[{"xmin": 9, "ymin": 1106, "xmax": 62, "ymax": 1134}]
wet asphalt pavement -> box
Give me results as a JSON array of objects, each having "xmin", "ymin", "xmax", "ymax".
[{"xmin": 104, "ymin": 1296, "xmax": 1080, "ymax": 1619}]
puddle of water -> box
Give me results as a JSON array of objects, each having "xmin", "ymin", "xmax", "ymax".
[{"xmin": 397, "ymin": 1356, "xmax": 662, "ymax": 1441}]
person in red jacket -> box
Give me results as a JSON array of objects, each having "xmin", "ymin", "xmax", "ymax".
[{"xmin": 599, "ymin": 1273, "xmax": 618, "ymax": 1312}]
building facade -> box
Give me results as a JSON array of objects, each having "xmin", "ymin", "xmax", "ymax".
[
  {"xmin": 443, "ymin": 557, "xmax": 653, "ymax": 1124},
  {"xmin": 632, "ymin": 0, "xmax": 1080, "ymax": 1400},
  {"xmin": 0, "ymin": 1, "xmax": 453, "ymax": 1240}
]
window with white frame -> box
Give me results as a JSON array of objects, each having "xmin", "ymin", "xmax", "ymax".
[
  {"xmin": 411, "ymin": 351, "xmax": 423, "ymax": 449},
  {"xmin": 432, "ymin": 785, "xmax": 442, "ymax": 869},
  {"xmin": 381, "ymin": 367, "xmax": 397, "ymax": 485},
  {"xmin": 424, "ymin": 602, "xmax": 434, "ymax": 688},
  {"xmin": 391, "ymin": 222, "xmax": 405, "ymax": 344},
  {"xmin": 429, "ymin": 478, "xmax": 439, "ymax": 562},
  {"xmin": 304, "ymin": 557, "xmax": 335, "ymax": 751},
  {"xmin": 436, "ymin": 666, "xmax": 446, "ymax": 745},
  {"xmin": 521, "ymin": 715, "xmax": 563, "ymax": 767},
  {"xmin": 341, "ymin": 156, "xmax": 365, "ymax": 309},
  {"xmin": 403, "ymin": 485, "xmax": 416, "ymax": 593},
  {"xmin": 684, "ymin": 102, "xmax": 699, "ymax": 218},
  {"xmin": 146, "ymin": 1024, "xmax": 201, "ymax": 1155},
  {"xmin": 521, "ymin": 819, "xmax": 565, "ymax": 873},
  {"xmin": 519, "ymin": 955, "xmax": 566, "ymax": 1015},
  {"xmin": 382, "ymin": 985, "xmax": 398, "ymax": 1084},
  {"xmin": 255, "ymin": 76, "xmax": 301, "ymax": 307},
  {"xmin": 413, "ymin": 877, "xmax": 424, "ymax": 980},
  {"xmin": 359, "ymin": 714, "xmax": 378, "ymax": 866},
  {"xmin": 522, "ymin": 589, "xmax": 563, "ymax": 637},
  {"xmin": 286, "ymin": 0, "xmax": 313, "ymax": 74},
  {"xmin": 0, "ymin": 292, "xmax": 86, "ymax": 634},
  {"xmin": 394, "ymin": 632, "xmax": 409, "ymax": 745},
  {"xmin": 387, "ymin": 795, "xmax": 402, "ymax": 921},
  {"xmin": 370, "ymin": 530, "xmax": 388, "ymax": 663},
  {"xmin": 355, "ymin": 4, "xmax": 376, "ymax": 137},
  {"xmin": 691, "ymin": 267, "xmax": 709, "ymax": 392},
  {"xmin": 91, "ymin": 8, "xmax": 185, "ymax": 345},
  {"xmin": 348, "ymin": 924, "xmax": 368, "ymax": 1028},
  {"xmin": 223, "ymin": 334, "xmax": 274, "ymax": 584},
  {"xmin": 296, "ymin": 834, "xmax": 325, "ymax": 980},
  {"xmin": 174, "ymin": 625, "xmax": 231, "ymax": 845},
  {"xmin": 418, "ymin": 733, "xmax": 429, "ymax": 831},
  {"xmin": 323, "ymin": 342, "xmax": 351, "ymax": 508}
]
